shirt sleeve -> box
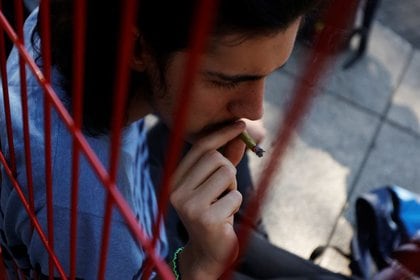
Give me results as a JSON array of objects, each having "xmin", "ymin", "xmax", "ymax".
[{"xmin": 27, "ymin": 205, "xmax": 149, "ymax": 279}]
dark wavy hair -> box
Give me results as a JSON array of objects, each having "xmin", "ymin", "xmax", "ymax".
[{"xmin": 35, "ymin": 0, "xmax": 321, "ymax": 136}]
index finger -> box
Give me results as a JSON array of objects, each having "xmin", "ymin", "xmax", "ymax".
[{"xmin": 172, "ymin": 121, "xmax": 245, "ymax": 187}]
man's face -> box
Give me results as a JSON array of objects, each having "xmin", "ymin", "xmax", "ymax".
[{"xmin": 149, "ymin": 19, "xmax": 301, "ymax": 140}]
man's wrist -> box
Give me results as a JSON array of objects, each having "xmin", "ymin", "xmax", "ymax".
[{"xmin": 178, "ymin": 244, "xmax": 222, "ymax": 280}]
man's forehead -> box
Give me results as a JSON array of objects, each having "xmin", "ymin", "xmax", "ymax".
[
  {"xmin": 206, "ymin": 32, "xmax": 281, "ymax": 55},
  {"xmin": 207, "ymin": 17, "xmax": 302, "ymax": 53}
]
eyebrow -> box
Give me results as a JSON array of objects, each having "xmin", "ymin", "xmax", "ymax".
[{"xmin": 203, "ymin": 64, "xmax": 286, "ymax": 83}]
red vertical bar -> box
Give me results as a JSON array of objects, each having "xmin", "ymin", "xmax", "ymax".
[
  {"xmin": 69, "ymin": 0, "xmax": 86, "ymax": 278},
  {"xmin": 222, "ymin": 1, "xmax": 359, "ymax": 278},
  {"xmin": 97, "ymin": 0, "xmax": 139, "ymax": 278},
  {"xmin": 0, "ymin": 248, "xmax": 6, "ymax": 276},
  {"xmin": 97, "ymin": 197, "xmax": 113, "ymax": 280},
  {"xmin": 38, "ymin": 0, "xmax": 55, "ymax": 278},
  {"xmin": 14, "ymin": 0, "xmax": 35, "ymax": 218},
  {"xmin": 153, "ymin": 0, "xmax": 220, "ymax": 236},
  {"xmin": 0, "ymin": 1, "xmax": 17, "ymax": 177},
  {"xmin": 143, "ymin": 0, "xmax": 219, "ymax": 278}
]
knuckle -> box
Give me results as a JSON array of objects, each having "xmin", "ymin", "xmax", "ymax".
[
  {"xmin": 169, "ymin": 191, "xmax": 180, "ymax": 207},
  {"xmin": 204, "ymin": 150, "xmax": 221, "ymax": 163},
  {"xmin": 203, "ymin": 151, "xmax": 236, "ymax": 173},
  {"xmin": 233, "ymin": 190, "xmax": 243, "ymax": 205},
  {"xmin": 194, "ymin": 138, "xmax": 213, "ymax": 153},
  {"xmin": 229, "ymin": 190, "xmax": 243, "ymax": 207},
  {"xmin": 219, "ymin": 164, "xmax": 236, "ymax": 179}
]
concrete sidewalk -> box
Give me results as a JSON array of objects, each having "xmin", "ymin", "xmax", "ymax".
[{"xmin": 250, "ymin": 3, "xmax": 420, "ymax": 275}]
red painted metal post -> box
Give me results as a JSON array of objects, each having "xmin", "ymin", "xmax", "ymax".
[
  {"xmin": 142, "ymin": 0, "xmax": 220, "ymax": 278},
  {"xmin": 97, "ymin": 0, "xmax": 145, "ymax": 278},
  {"xmin": 14, "ymin": 0, "xmax": 35, "ymax": 216},
  {"xmin": 69, "ymin": 0, "xmax": 86, "ymax": 278},
  {"xmin": 38, "ymin": 0, "xmax": 55, "ymax": 277},
  {"xmin": 0, "ymin": 1, "xmax": 17, "ymax": 178}
]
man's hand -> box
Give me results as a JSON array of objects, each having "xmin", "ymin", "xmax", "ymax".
[{"xmin": 170, "ymin": 121, "xmax": 246, "ymax": 279}]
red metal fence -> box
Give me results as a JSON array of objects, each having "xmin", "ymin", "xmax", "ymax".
[{"xmin": 0, "ymin": 0, "xmax": 357, "ymax": 279}]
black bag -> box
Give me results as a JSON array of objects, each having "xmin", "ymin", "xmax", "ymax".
[{"xmin": 350, "ymin": 185, "xmax": 420, "ymax": 279}]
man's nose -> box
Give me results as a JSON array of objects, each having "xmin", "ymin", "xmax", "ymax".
[{"xmin": 229, "ymin": 79, "xmax": 265, "ymax": 120}]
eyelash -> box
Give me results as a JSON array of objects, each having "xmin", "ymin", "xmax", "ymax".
[{"xmin": 211, "ymin": 80, "xmax": 240, "ymax": 90}]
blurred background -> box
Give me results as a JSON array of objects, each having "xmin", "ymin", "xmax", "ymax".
[
  {"xmin": 249, "ymin": 0, "xmax": 420, "ymax": 275},
  {"xmin": 2, "ymin": 0, "xmax": 419, "ymax": 276}
]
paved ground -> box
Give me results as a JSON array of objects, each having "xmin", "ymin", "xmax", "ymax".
[
  {"xmin": 249, "ymin": 1, "xmax": 420, "ymax": 275},
  {"xmin": 377, "ymin": 0, "xmax": 420, "ymax": 49}
]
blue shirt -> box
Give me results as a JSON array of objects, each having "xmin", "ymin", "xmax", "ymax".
[{"xmin": 0, "ymin": 8, "xmax": 167, "ymax": 279}]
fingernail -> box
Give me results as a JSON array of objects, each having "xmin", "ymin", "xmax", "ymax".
[{"xmin": 235, "ymin": 120, "xmax": 246, "ymax": 128}]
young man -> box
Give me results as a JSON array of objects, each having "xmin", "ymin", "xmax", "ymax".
[{"xmin": 0, "ymin": 0, "xmax": 351, "ymax": 278}]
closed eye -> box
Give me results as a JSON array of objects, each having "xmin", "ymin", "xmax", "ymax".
[{"xmin": 210, "ymin": 80, "xmax": 241, "ymax": 90}]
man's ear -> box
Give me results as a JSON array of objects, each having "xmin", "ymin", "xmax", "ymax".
[
  {"xmin": 131, "ymin": 56, "xmax": 146, "ymax": 72},
  {"xmin": 131, "ymin": 29, "xmax": 148, "ymax": 72}
]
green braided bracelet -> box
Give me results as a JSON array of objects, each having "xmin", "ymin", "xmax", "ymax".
[{"xmin": 171, "ymin": 247, "xmax": 184, "ymax": 279}]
